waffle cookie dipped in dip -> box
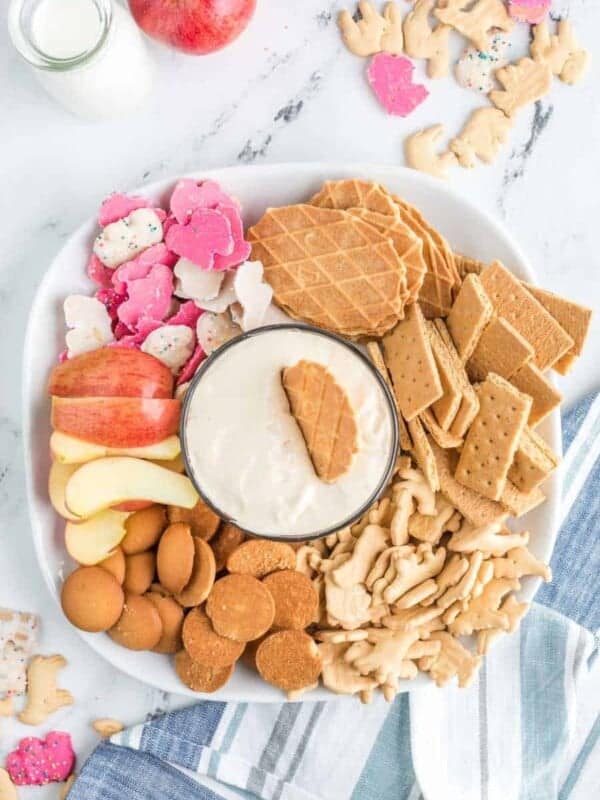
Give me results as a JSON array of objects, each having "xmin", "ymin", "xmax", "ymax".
[{"xmin": 181, "ymin": 326, "xmax": 398, "ymax": 539}]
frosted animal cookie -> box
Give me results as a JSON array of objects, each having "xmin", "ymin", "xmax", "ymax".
[
  {"xmin": 93, "ymin": 208, "xmax": 164, "ymax": 268},
  {"xmin": 450, "ymin": 108, "xmax": 514, "ymax": 168},
  {"xmin": 403, "ymin": 0, "xmax": 452, "ymax": 79},
  {"xmin": 405, "ymin": 125, "xmax": 458, "ymax": 179},
  {"xmin": 230, "ymin": 261, "xmax": 273, "ymax": 331},
  {"xmin": 490, "ymin": 58, "xmax": 553, "ymax": 117},
  {"xmin": 196, "ymin": 311, "xmax": 241, "ymax": 355},
  {"xmin": 173, "ymin": 257, "xmax": 225, "ymax": 303},
  {"xmin": 18, "ymin": 655, "xmax": 74, "ymax": 726},
  {"xmin": 141, "ymin": 325, "xmax": 195, "ymax": 374},
  {"xmin": 338, "ymin": 2, "xmax": 403, "ymax": 57},
  {"xmin": 0, "ymin": 608, "xmax": 39, "ymax": 697},
  {"xmin": 455, "ymin": 33, "xmax": 511, "ymax": 93},
  {"xmin": 531, "ymin": 20, "xmax": 590, "ymax": 86},
  {"xmin": 435, "ymin": 0, "xmax": 513, "ymax": 52},
  {"xmin": 64, "ymin": 296, "xmax": 114, "ymax": 359}
]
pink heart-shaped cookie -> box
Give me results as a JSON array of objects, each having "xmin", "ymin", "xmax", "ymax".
[
  {"xmin": 6, "ymin": 732, "xmax": 75, "ymax": 786},
  {"xmin": 165, "ymin": 208, "xmax": 233, "ymax": 270},
  {"xmin": 367, "ymin": 54, "xmax": 429, "ymax": 117}
]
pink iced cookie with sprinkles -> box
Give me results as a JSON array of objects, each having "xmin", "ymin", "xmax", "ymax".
[
  {"xmin": 87, "ymin": 254, "xmax": 114, "ymax": 289},
  {"xmin": 117, "ymin": 263, "xmax": 174, "ymax": 329},
  {"xmin": 167, "ymin": 300, "xmax": 204, "ymax": 329},
  {"xmin": 6, "ymin": 732, "xmax": 75, "ymax": 786},
  {"xmin": 111, "ymin": 318, "xmax": 162, "ymax": 349},
  {"xmin": 177, "ymin": 343, "xmax": 206, "ymax": 385},
  {"xmin": 98, "ymin": 193, "xmax": 150, "ymax": 226},
  {"xmin": 367, "ymin": 54, "xmax": 429, "ymax": 117},
  {"xmin": 166, "ymin": 208, "xmax": 233, "ymax": 270},
  {"xmin": 508, "ymin": 0, "xmax": 550, "ymax": 24},
  {"xmin": 95, "ymin": 288, "xmax": 127, "ymax": 322},
  {"xmin": 170, "ymin": 179, "xmax": 239, "ymax": 224}
]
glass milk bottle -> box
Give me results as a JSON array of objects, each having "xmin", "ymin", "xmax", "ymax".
[{"xmin": 8, "ymin": 0, "xmax": 154, "ymax": 120}]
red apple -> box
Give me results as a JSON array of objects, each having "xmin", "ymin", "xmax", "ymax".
[
  {"xmin": 48, "ymin": 348, "xmax": 174, "ymax": 399},
  {"xmin": 51, "ymin": 396, "xmax": 181, "ymax": 448},
  {"xmin": 113, "ymin": 500, "xmax": 155, "ymax": 511},
  {"xmin": 128, "ymin": 0, "xmax": 256, "ymax": 55}
]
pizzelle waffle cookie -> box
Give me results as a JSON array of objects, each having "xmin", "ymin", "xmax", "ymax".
[
  {"xmin": 282, "ymin": 360, "xmax": 359, "ymax": 483},
  {"xmin": 246, "ymin": 204, "xmax": 407, "ymax": 338}
]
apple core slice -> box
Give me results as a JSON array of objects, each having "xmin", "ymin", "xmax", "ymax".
[{"xmin": 64, "ymin": 457, "xmax": 199, "ymax": 518}]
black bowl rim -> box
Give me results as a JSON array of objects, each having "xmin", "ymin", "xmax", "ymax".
[{"xmin": 179, "ymin": 323, "xmax": 399, "ymax": 542}]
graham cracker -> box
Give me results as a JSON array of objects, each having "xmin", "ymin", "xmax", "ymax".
[
  {"xmin": 510, "ymin": 362, "xmax": 562, "ymax": 427},
  {"xmin": 382, "ymin": 304, "xmax": 443, "ymax": 422},
  {"xmin": 500, "ymin": 482, "xmax": 545, "ymax": 517},
  {"xmin": 310, "ymin": 179, "xmax": 399, "ymax": 217},
  {"xmin": 366, "ymin": 341, "xmax": 412, "ymax": 452},
  {"xmin": 455, "ymin": 374, "xmax": 532, "ymax": 501},
  {"xmin": 522, "ymin": 284, "xmax": 592, "ymax": 376},
  {"xmin": 407, "ymin": 417, "xmax": 440, "ymax": 492},
  {"xmin": 348, "ymin": 208, "xmax": 426, "ymax": 304},
  {"xmin": 433, "ymin": 319, "xmax": 480, "ymax": 438},
  {"xmin": 430, "ymin": 441, "xmax": 508, "ymax": 528},
  {"xmin": 282, "ymin": 360, "xmax": 358, "ymax": 483},
  {"xmin": 247, "ymin": 205, "xmax": 406, "ymax": 338},
  {"xmin": 446, "ymin": 274, "xmax": 494, "ymax": 363},
  {"xmin": 467, "ymin": 316, "xmax": 534, "ymax": 382},
  {"xmin": 480, "ymin": 262, "xmax": 574, "ymax": 371},
  {"xmin": 455, "ymin": 253, "xmax": 487, "ymax": 279},
  {"xmin": 420, "ymin": 408, "xmax": 464, "ymax": 449},
  {"xmin": 426, "ymin": 321, "xmax": 464, "ymax": 430},
  {"xmin": 508, "ymin": 427, "xmax": 559, "ymax": 493}
]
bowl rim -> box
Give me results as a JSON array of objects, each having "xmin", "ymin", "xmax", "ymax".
[{"xmin": 179, "ymin": 322, "xmax": 400, "ymax": 542}]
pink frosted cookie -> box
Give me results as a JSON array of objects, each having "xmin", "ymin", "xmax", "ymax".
[
  {"xmin": 117, "ymin": 263, "xmax": 174, "ymax": 330},
  {"xmin": 96, "ymin": 288, "xmax": 127, "ymax": 322},
  {"xmin": 98, "ymin": 192, "xmax": 150, "ymax": 227},
  {"xmin": 177, "ymin": 343, "xmax": 206, "ymax": 385},
  {"xmin": 6, "ymin": 732, "xmax": 75, "ymax": 786},
  {"xmin": 167, "ymin": 300, "xmax": 204, "ymax": 329},
  {"xmin": 367, "ymin": 54, "xmax": 429, "ymax": 117},
  {"xmin": 213, "ymin": 204, "xmax": 251, "ymax": 271},
  {"xmin": 170, "ymin": 179, "xmax": 239, "ymax": 224},
  {"xmin": 166, "ymin": 208, "xmax": 234, "ymax": 270},
  {"xmin": 87, "ymin": 254, "xmax": 114, "ymax": 289},
  {"xmin": 508, "ymin": 0, "xmax": 550, "ymax": 24}
]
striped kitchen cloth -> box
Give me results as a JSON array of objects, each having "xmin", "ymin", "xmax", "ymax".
[{"xmin": 69, "ymin": 394, "xmax": 600, "ymax": 800}]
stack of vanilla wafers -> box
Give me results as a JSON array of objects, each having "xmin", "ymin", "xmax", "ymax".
[{"xmin": 246, "ymin": 178, "xmax": 592, "ymax": 699}]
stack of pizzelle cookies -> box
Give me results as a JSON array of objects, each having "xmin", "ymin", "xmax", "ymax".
[
  {"xmin": 245, "ymin": 178, "xmax": 592, "ymax": 700},
  {"xmin": 61, "ymin": 503, "xmax": 322, "ymax": 695}
]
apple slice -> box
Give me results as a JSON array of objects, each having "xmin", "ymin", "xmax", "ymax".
[
  {"xmin": 51, "ymin": 396, "xmax": 180, "ymax": 448},
  {"xmin": 50, "ymin": 431, "xmax": 181, "ymax": 464},
  {"xmin": 48, "ymin": 347, "xmax": 174, "ymax": 398},
  {"xmin": 65, "ymin": 509, "xmax": 130, "ymax": 565},
  {"xmin": 48, "ymin": 461, "xmax": 82, "ymax": 521},
  {"xmin": 150, "ymin": 453, "xmax": 186, "ymax": 474},
  {"xmin": 65, "ymin": 457, "xmax": 199, "ymax": 518}
]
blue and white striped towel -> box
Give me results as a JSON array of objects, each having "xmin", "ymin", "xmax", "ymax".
[{"xmin": 69, "ymin": 394, "xmax": 600, "ymax": 800}]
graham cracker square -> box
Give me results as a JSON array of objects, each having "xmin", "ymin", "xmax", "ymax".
[
  {"xmin": 467, "ymin": 316, "xmax": 534, "ymax": 382},
  {"xmin": 510, "ymin": 362, "xmax": 562, "ymax": 427},
  {"xmin": 446, "ymin": 274, "xmax": 494, "ymax": 363},
  {"xmin": 508, "ymin": 427, "xmax": 559, "ymax": 493},
  {"xmin": 455, "ymin": 374, "xmax": 532, "ymax": 501}
]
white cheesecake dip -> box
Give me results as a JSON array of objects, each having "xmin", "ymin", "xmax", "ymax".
[{"xmin": 182, "ymin": 326, "xmax": 397, "ymax": 538}]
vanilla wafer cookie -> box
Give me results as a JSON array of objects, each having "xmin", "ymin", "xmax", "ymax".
[
  {"xmin": 282, "ymin": 360, "xmax": 358, "ymax": 483},
  {"xmin": 480, "ymin": 262, "xmax": 574, "ymax": 371},
  {"xmin": 382, "ymin": 304, "xmax": 443, "ymax": 421},
  {"xmin": 446, "ymin": 274, "xmax": 493, "ymax": 363},
  {"xmin": 467, "ymin": 316, "xmax": 534, "ymax": 382},
  {"xmin": 456, "ymin": 374, "xmax": 532, "ymax": 501}
]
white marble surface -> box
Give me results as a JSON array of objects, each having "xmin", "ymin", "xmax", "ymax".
[{"xmin": 0, "ymin": 0, "xmax": 598, "ymax": 795}]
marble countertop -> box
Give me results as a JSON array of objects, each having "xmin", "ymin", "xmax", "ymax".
[{"xmin": 0, "ymin": 0, "xmax": 598, "ymax": 795}]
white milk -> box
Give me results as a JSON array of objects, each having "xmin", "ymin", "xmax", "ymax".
[{"xmin": 9, "ymin": 0, "xmax": 154, "ymax": 120}]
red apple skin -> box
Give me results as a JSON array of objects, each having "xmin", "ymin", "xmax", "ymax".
[
  {"xmin": 48, "ymin": 348, "xmax": 174, "ymax": 399},
  {"xmin": 51, "ymin": 397, "xmax": 181, "ymax": 448},
  {"xmin": 128, "ymin": 0, "xmax": 256, "ymax": 55},
  {"xmin": 113, "ymin": 500, "xmax": 155, "ymax": 511}
]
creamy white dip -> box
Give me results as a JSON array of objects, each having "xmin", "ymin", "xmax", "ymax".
[{"xmin": 183, "ymin": 327, "xmax": 396, "ymax": 537}]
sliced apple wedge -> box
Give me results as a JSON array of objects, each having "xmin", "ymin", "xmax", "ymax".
[
  {"xmin": 48, "ymin": 347, "xmax": 174, "ymax": 398},
  {"xmin": 65, "ymin": 457, "xmax": 199, "ymax": 518},
  {"xmin": 50, "ymin": 431, "xmax": 181, "ymax": 464},
  {"xmin": 51, "ymin": 396, "xmax": 180, "ymax": 448},
  {"xmin": 65, "ymin": 509, "xmax": 130, "ymax": 565},
  {"xmin": 150, "ymin": 453, "xmax": 186, "ymax": 474},
  {"xmin": 48, "ymin": 461, "xmax": 82, "ymax": 521}
]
